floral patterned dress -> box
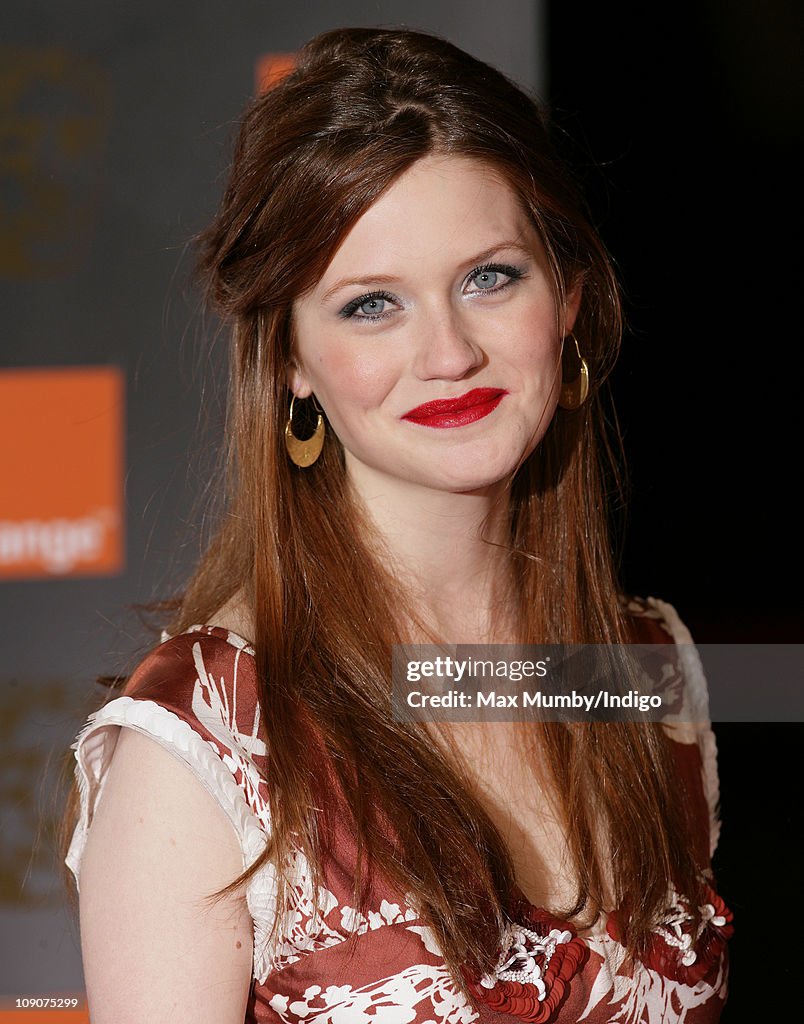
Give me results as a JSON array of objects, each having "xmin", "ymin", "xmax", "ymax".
[{"xmin": 66, "ymin": 597, "xmax": 732, "ymax": 1022}]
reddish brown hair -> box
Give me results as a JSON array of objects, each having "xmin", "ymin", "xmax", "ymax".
[{"xmin": 68, "ymin": 26, "xmax": 707, "ymax": 995}]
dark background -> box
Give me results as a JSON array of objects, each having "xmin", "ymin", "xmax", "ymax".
[
  {"xmin": 1, "ymin": 0, "xmax": 801, "ymax": 1013},
  {"xmin": 549, "ymin": 1, "xmax": 803, "ymax": 1017}
]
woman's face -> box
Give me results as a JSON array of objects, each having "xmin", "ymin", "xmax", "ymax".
[{"xmin": 290, "ymin": 155, "xmax": 579, "ymax": 496}]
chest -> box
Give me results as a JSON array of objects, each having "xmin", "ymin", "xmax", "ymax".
[{"xmin": 434, "ymin": 722, "xmax": 604, "ymax": 915}]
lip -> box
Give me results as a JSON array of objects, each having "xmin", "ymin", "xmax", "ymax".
[{"xmin": 401, "ymin": 387, "xmax": 508, "ymax": 429}]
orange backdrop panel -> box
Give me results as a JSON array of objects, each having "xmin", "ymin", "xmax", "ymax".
[
  {"xmin": 0, "ymin": 1001, "xmax": 88, "ymax": 1023},
  {"xmin": 0, "ymin": 1013, "xmax": 88, "ymax": 1024},
  {"xmin": 255, "ymin": 52, "xmax": 296, "ymax": 94},
  {"xmin": 0, "ymin": 366, "xmax": 124, "ymax": 579}
]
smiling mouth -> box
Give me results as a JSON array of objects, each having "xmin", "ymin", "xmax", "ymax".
[{"xmin": 401, "ymin": 387, "xmax": 508, "ymax": 429}]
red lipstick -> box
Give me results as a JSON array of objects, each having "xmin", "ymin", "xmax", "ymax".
[{"xmin": 401, "ymin": 387, "xmax": 508, "ymax": 429}]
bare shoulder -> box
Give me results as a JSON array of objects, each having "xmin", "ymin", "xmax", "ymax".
[{"xmin": 79, "ymin": 728, "xmax": 253, "ymax": 1023}]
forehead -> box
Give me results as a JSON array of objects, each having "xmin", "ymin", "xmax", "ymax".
[{"xmin": 316, "ymin": 155, "xmax": 539, "ymax": 283}]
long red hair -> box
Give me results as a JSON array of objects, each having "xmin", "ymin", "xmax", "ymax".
[{"xmin": 66, "ymin": 26, "xmax": 707, "ymax": 995}]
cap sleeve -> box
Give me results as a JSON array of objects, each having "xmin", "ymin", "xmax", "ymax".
[{"xmin": 65, "ymin": 627, "xmax": 278, "ymax": 982}]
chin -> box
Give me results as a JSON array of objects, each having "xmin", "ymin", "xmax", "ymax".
[
  {"xmin": 421, "ymin": 455, "xmax": 523, "ymax": 494},
  {"xmin": 452, "ymin": 439, "xmax": 530, "ymax": 481}
]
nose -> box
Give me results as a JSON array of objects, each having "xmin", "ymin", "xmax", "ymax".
[{"xmin": 412, "ymin": 306, "xmax": 484, "ymax": 381}]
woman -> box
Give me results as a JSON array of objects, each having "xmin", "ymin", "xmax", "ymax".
[{"xmin": 64, "ymin": 27, "xmax": 732, "ymax": 1023}]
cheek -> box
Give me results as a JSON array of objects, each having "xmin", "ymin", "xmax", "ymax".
[
  {"xmin": 491, "ymin": 279, "xmax": 557, "ymax": 336},
  {"xmin": 510, "ymin": 334, "xmax": 560, "ymax": 369},
  {"xmin": 304, "ymin": 337, "xmax": 403, "ymax": 412},
  {"xmin": 497, "ymin": 305, "xmax": 561, "ymax": 373}
]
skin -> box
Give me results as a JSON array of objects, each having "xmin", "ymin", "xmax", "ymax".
[
  {"xmin": 78, "ymin": 158, "xmax": 586, "ymax": 1023},
  {"xmin": 291, "ymin": 154, "xmax": 580, "ymax": 640},
  {"xmin": 290, "ymin": 155, "xmax": 588, "ymax": 910},
  {"xmin": 78, "ymin": 730, "xmax": 253, "ymax": 1024}
]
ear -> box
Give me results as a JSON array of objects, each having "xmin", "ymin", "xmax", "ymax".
[
  {"xmin": 564, "ymin": 276, "xmax": 584, "ymax": 334},
  {"xmin": 286, "ymin": 358, "xmax": 314, "ymax": 399}
]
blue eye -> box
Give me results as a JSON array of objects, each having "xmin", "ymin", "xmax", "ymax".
[
  {"xmin": 339, "ymin": 290, "xmax": 396, "ymax": 320},
  {"xmin": 466, "ymin": 263, "xmax": 525, "ymax": 295},
  {"xmin": 473, "ymin": 270, "xmax": 499, "ymax": 289},
  {"xmin": 359, "ymin": 297, "xmax": 385, "ymax": 315}
]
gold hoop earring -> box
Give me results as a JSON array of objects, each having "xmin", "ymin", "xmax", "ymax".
[
  {"xmin": 558, "ymin": 333, "xmax": 590, "ymax": 410},
  {"xmin": 284, "ymin": 394, "xmax": 325, "ymax": 467}
]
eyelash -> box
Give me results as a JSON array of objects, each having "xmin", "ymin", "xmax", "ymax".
[
  {"xmin": 338, "ymin": 289, "xmax": 395, "ymax": 321},
  {"xmin": 466, "ymin": 262, "xmax": 525, "ymax": 294},
  {"xmin": 338, "ymin": 263, "xmax": 526, "ymax": 322}
]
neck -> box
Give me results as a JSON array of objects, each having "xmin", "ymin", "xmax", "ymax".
[{"xmin": 346, "ymin": 460, "xmax": 516, "ymax": 643}]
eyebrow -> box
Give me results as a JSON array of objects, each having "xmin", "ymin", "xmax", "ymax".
[{"xmin": 320, "ymin": 240, "xmax": 535, "ymax": 302}]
